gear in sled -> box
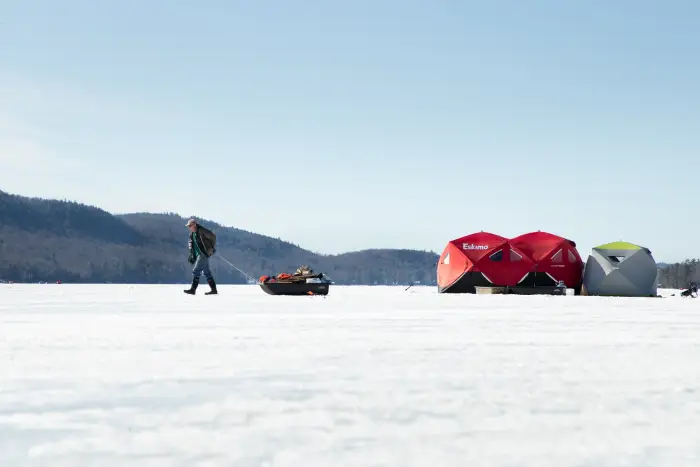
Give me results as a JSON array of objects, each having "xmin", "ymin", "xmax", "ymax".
[{"xmin": 258, "ymin": 265, "xmax": 331, "ymax": 296}]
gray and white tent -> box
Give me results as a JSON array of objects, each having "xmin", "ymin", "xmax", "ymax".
[{"xmin": 582, "ymin": 241, "xmax": 658, "ymax": 297}]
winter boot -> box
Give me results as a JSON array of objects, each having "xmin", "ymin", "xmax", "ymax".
[
  {"xmin": 205, "ymin": 278, "xmax": 218, "ymax": 295},
  {"xmin": 184, "ymin": 277, "xmax": 200, "ymax": 295}
]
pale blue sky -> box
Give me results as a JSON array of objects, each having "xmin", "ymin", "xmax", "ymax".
[{"xmin": 1, "ymin": 0, "xmax": 697, "ymax": 261}]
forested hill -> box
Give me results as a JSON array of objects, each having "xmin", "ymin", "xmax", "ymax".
[
  {"xmin": 0, "ymin": 190, "xmax": 439, "ymax": 284},
  {"xmin": 657, "ymin": 260, "xmax": 700, "ymax": 289}
]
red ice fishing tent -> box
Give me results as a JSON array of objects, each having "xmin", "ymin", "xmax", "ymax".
[
  {"xmin": 436, "ymin": 231, "xmax": 535, "ymax": 293},
  {"xmin": 437, "ymin": 231, "xmax": 583, "ymax": 294},
  {"xmin": 508, "ymin": 231, "xmax": 583, "ymax": 292}
]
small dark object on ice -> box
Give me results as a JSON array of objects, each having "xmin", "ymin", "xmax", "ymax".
[
  {"xmin": 680, "ymin": 282, "xmax": 698, "ymax": 298},
  {"xmin": 258, "ymin": 265, "xmax": 331, "ymax": 296}
]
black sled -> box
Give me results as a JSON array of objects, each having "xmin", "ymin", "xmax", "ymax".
[
  {"xmin": 258, "ymin": 265, "xmax": 331, "ymax": 296},
  {"xmin": 259, "ymin": 281, "xmax": 330, "ymax": 296}
]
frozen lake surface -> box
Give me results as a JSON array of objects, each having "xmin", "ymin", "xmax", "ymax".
[{"xmin": 1, "ymin": 284, "xmax": 700, "ymax": 466}]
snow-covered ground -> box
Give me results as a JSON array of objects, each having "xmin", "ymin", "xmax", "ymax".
[{"xmin": 1, "ymin": 284, "xmax": 699, "ymax": 466}]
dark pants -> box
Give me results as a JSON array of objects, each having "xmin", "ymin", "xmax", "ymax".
[{"xmin": 192, "ymin": 254, "xmax": 214, "ymax": 281}]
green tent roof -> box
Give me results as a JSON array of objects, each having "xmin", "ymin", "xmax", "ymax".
[{"xmin": 594, "ymin": 241, "xmax": 642, "ymax": 251}]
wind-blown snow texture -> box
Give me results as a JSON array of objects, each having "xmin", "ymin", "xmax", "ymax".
[{"xmin": 1, "ymin": 284, "xmax": 699, "ymax": 466}]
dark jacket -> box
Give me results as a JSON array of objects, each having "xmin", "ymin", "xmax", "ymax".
[{"xmin": 189, "ymin": 224, "xmax": 217, "ymax": 258}]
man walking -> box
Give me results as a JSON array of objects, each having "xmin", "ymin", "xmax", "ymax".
[{"xmin": 184, "ymin": 218, "xmax": 218, "ymax": 295}]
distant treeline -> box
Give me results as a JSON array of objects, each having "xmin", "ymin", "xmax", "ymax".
[
  {"xmin": 657, "ymin": 259, "xmax": 700, "ymax": 289},
  {"xmin": 0, "ymin": 190, "xmax": 439, "ymax": 285}
]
